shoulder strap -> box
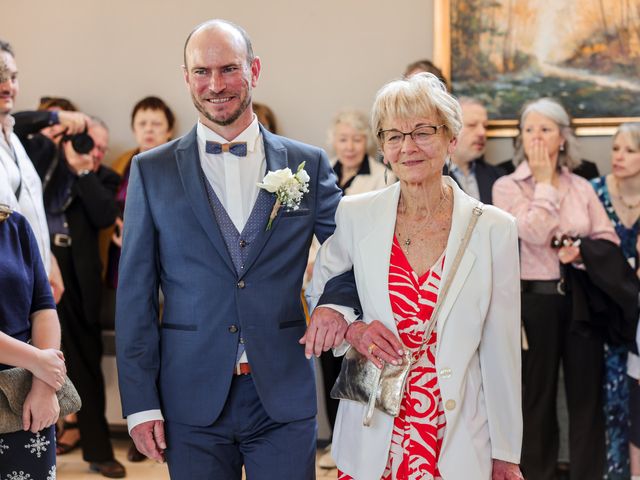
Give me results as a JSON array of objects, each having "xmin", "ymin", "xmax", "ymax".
[{"xmin": 417, "ymin": 202, "xmax": 484, "ymax": 351}]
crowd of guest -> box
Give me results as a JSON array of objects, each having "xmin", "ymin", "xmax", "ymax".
[{"xmin": 0, "ymin": 27, "xmax": 638, "ymax": 480}]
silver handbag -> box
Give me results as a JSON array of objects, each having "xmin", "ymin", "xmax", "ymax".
[
  {"xmin": 331, "ymin": 204, "xmax": 483, "ymax": 426},
  {"xmin": 0, "ymin": 367, "xmax": 82, "ymax": 434}
]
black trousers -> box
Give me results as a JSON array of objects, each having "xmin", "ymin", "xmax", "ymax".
[
  {"xmin": 520, "ymin": 291, "xmax": 605, "ymax": 480},
  {"xmin": 54, "ymin": 245, "xmax": 114, "ymax": 463},
  {"xmin": 320, "ymin": 350, "xmax": 343, "ymax": 431}
]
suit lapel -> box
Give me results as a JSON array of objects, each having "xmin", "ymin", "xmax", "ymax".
[
  {"xmin": 175, "ymin": 127, "xmax": 236, "ymax": 274},
  {"xmin": 436, "ymin": 178, "xmax": 478, "ymax": 335},
  {"xmin": 239, "ymin": 127, "xmax": 288, "ymax": 276},
  {"xmin": 357, "ymin": 184, "xmax": 401, "ymax": 334}
]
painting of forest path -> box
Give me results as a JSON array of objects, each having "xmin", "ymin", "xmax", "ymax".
[{"xmin": 451, "ymin": 0, "xmax": 640, "ymax": 120}]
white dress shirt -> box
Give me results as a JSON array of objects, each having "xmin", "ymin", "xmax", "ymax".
[{"xmin": 0, "ymin": 118, "xmax": 51, "ymax": 275}]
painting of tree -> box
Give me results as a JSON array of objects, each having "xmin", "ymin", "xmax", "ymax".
[{"xmin": 448, "ymin": 0, "xmax": 640, "ymax": 121}]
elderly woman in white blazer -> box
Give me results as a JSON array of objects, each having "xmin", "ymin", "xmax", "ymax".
[{"xmin": 306, "ymin": 73, "xmax": 523, "ymax": 480}]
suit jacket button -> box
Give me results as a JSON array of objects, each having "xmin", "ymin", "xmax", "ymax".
[
  {"xmin": 228, "ymin": 325, "xmax": 238, "ymax": 333},
  {"xmin": 237, "ymin": 280, "xmax": 245, "ymax": 289},
  {"xmin": 445, "ymin": 399, "xmax": 456, "ymax": 411}
]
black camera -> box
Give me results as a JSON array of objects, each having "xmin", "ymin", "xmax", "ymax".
[{"xmin": 62, "ymin": 127, "xmax": 94, "ymax": 154}]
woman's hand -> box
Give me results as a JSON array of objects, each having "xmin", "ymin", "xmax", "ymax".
[
  {"xmin": 112, "ymin": 217, "xmax": 124, "ymax": 247},
  {"xmin": 345, "ymin": 320, "xmax": 404, "ymax": 369},
  {"xmin": 30, "ymin": 348, "xmax": 66, "ymax": 391},
  {"xmin": 22, "ymin": 379, "xmax": 60, "ymax": 433},
  {"xmin": 492, "ymin": 459, "xmax": 524, "ymax": 479},
  {"xmin": 558, "ymin": 245, "xmax": 581, "ymax": 264},
  {"xmin": 527, "ymin": 140, "xmax": 555, "ymax": 184}
]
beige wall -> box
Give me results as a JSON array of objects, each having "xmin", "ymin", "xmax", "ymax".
[{"xmin": 3, "ymin": 0, "xmax": 434, "ymax": 163}]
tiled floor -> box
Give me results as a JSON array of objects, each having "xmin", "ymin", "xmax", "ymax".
[{"xmin": 56, "ymin": 438, "xmax": 338, "ymax": 479}]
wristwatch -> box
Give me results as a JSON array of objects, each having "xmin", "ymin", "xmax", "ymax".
[{"xmin": 77, "ymin": 169, "xmax": 91, "ymax": 177}]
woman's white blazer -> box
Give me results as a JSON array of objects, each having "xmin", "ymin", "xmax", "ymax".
[{"xmin": 307, "ymin": 178, "xmax": 522, "ymax": 479}]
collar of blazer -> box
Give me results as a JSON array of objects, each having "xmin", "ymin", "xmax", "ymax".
[
  {"xmin": 356, "ymin": 177, "xmax": 478, "ymax": 338},
  {"xmin": 174, "ymin": 125, "xmax": 289, "ymax": 277}
]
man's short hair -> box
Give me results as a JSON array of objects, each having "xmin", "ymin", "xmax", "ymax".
[
  {"xmin": 404, "ymin": 59, "xmax": 449, "ymax": 89},
  {"xmin": 0, "ymin": 39, "xmax": 14, "ymax": 57},
  {"xmin": 38, "ymin": 97, "xmax": 78, "ymax": 112},
  {"xmin": 183, "ymin": 19, "xmax": 254, "ymax": 69}
]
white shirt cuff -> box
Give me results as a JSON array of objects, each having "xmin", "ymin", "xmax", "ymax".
[{"xmin": 127, "ymin": 409, "xmax": 164, "ymax": 434}]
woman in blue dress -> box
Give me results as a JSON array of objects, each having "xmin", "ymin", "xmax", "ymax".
[
  {"xmin": 591, "ymin": 123, "xmax": 640, "ymax": 480},
  {"xmin": 0, "ymin": 206, "xmax": 67, "ymax": 479}
]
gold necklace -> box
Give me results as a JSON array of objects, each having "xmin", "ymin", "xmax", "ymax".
[
  {"xmin": 397, "ymin": 191, "xmax": 447, "ymax": 252},
  {"xmin": 614, "ymin": 178, "xmax": 640, "ymax": 210}
]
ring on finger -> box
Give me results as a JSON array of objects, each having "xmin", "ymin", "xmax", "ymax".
[{"xmin": 367, "ymin": 343, "xmax": 376, "ymax": 355}]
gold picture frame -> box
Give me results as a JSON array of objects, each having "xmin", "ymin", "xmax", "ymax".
[{"xmin": 433, "ymin": 0, "xmax": 640, "ymax": 137}]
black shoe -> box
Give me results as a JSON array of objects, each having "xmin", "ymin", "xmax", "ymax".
[
  {"xmin": 126, "ymin": 442, "xmax": 147, "ymax": 462},
  {"xmin": 89, "ymin": 459, "xmax": 126, "ymax": 478}
]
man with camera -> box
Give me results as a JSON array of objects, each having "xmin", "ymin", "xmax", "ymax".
[{"xmin": 11, "ymin": 105, "xmax": 124, "ymax": 477}]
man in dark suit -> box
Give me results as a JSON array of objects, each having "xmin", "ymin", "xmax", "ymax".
[
  {"xmin": 116, "ymin": 19, "xmax": 358, "ymax": 479},
  {"xmin": 446, "ymin": 97, "xmax": 505, "ymax": 204}
]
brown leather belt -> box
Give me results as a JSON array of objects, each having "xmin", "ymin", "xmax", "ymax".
[{"xmin": 234, "ymin": 363, "xmax": 251, "ymax": 375}]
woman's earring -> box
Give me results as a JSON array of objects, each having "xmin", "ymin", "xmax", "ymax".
[
  {"xmin": 384, "ymin": 166, "xmax": 388, "ymax": 185},
  {"xmin": 560, "ymin": 143, "xmax": 565, "ymax": 152}
]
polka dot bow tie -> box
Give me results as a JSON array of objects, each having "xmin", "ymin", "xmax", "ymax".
[{"xmin": 206, "ymin": 141, "xmax": 248, "ymax": 157}]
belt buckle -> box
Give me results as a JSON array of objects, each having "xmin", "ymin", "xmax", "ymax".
[
  {"xmin": 53, "ymin": 233, "xmax": 72, "ymax": 247},
  {"xmin": 556, "ymin": 278, "xmax": 566, "ymax": 296}
]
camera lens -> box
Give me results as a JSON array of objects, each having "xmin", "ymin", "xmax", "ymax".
[{"xmin": 70, "ymin": 132, "xmax": 94, "ymax": 154}]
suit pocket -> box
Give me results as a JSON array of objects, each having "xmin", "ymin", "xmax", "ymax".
[
  {"xmin": 279, "ymin": 318, "xmax": 306, "ymax": 329},
  {"xmin": 281, "ymin": 208, "xmax": 311, "ymax": 217},
  {"xmin": 161, "ymin": 322, "xmax": 198, "ymax": 331}
]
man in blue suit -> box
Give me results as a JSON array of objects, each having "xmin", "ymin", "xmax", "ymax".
[{"xmin": 116, "ymin": 19, "xmax": 358, "ymax": 479}]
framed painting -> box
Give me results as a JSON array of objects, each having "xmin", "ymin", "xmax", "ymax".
[{"xmin": 434, "ymin": 0, "xmax": 640, "ymax": 136}]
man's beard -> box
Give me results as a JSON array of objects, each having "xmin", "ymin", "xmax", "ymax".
[{"xmin": 192, "ymin": 91, "xmax": 252, "ymax": 127}]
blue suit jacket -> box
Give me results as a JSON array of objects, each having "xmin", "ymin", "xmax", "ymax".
[{"xmin": 116, "ymin": 125, "xmax": 351, "ymax": 426}]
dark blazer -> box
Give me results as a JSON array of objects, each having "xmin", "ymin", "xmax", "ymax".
[
  {"xmin": 13, "ymin": 111, "xmax": 120, "ymax": 319},
  {"xmin": 569, "ymin": 238, "xmax": 640, "ymax": 352},
  {"xmin": 497, "ymin": 158, "xmax": 600, "ymax": 180},
  {"xmin": 116, "ymin": 125, "xmax": 358, "ymax": 426},
  {"xmin": 444, "ymin": 156, "xmax": 506, "ymax": 204}
]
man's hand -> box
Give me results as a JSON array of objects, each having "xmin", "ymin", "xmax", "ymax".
[
  {"xmin": 31, "ymin": 348, "xmax": 66, "ymax": 391},
  {"xmin": 57, "ymin": 111, "xmax": 91, "ymax": 136},
  {"xmin": 492, "ymin": 459, "xmax": 524, "ymax": 480},
  {"xmin": 345, "ymin": 320, "xmax": 404, "ymax": 369},
  {"xmin": 22, "ymin": 379, "xmax": 60, "ymax": 433},
  {"xmin": 299, "ymin": 306, "xmax": 349, "ymax": 359},
  {"xmin": 49, "ymin": 254, "xmax": 64, "ymax": 303},
  {"xmin": 130, "ymin": 420, "xmax": 166, "ymax": 463},
  {"xmin": 63, "ymin": 140, "xmax": 94, "ymax": 174}
]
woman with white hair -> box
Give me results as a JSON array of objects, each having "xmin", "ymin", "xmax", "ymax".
[
  {"xmin": 307, "ymin": 73, "xmax": 523, "ymax": 479},
  {"xmin": 591, "ymin": 122, "xmax": 640, "ymax": 479},
  {"xmin": 493, "ymin": 98, "xmax": 619, "ymax": 480}
]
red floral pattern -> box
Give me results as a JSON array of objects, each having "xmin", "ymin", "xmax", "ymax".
[{"xmin": 339, "ymin": 237, "xmax": 446, "ymax": 480}]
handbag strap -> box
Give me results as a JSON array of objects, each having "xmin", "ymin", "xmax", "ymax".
[{"xmin": 414, "ymin": 202, "xmax": 484, "ymax": 354}]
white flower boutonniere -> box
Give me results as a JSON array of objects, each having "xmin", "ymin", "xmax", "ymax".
[{"xmin": 257, "ymin": 162, "xmax": 310, "ymax": 230}]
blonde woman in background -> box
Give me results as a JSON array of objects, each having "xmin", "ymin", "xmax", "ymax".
[
  {"xmin": 590, "ymin": 122, "xmax": 640, "ymax": 480},
  {"xmin": 315, "ymin": 109, "xmax": 393, "ymax": 469}
]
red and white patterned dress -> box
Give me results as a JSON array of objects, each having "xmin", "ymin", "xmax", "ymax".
[{"xmin": 338, "ymin": 237, "xmax": 447, "ymax": 480}]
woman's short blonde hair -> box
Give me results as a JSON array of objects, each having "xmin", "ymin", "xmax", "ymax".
[
  {"xmin": 614, "ymin": 122, "xmax": 640, "ymax": 151},
  {"xmin": 327, "ymin": 109, "xmax": 375, "ymax": 156},
  {"xmin": 513, "ymin": 98, "xmax": 581, "ymax": 170},
  {"xmin": 371, "ymin": 72, "xmax": 462, "ymax": 146}
]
